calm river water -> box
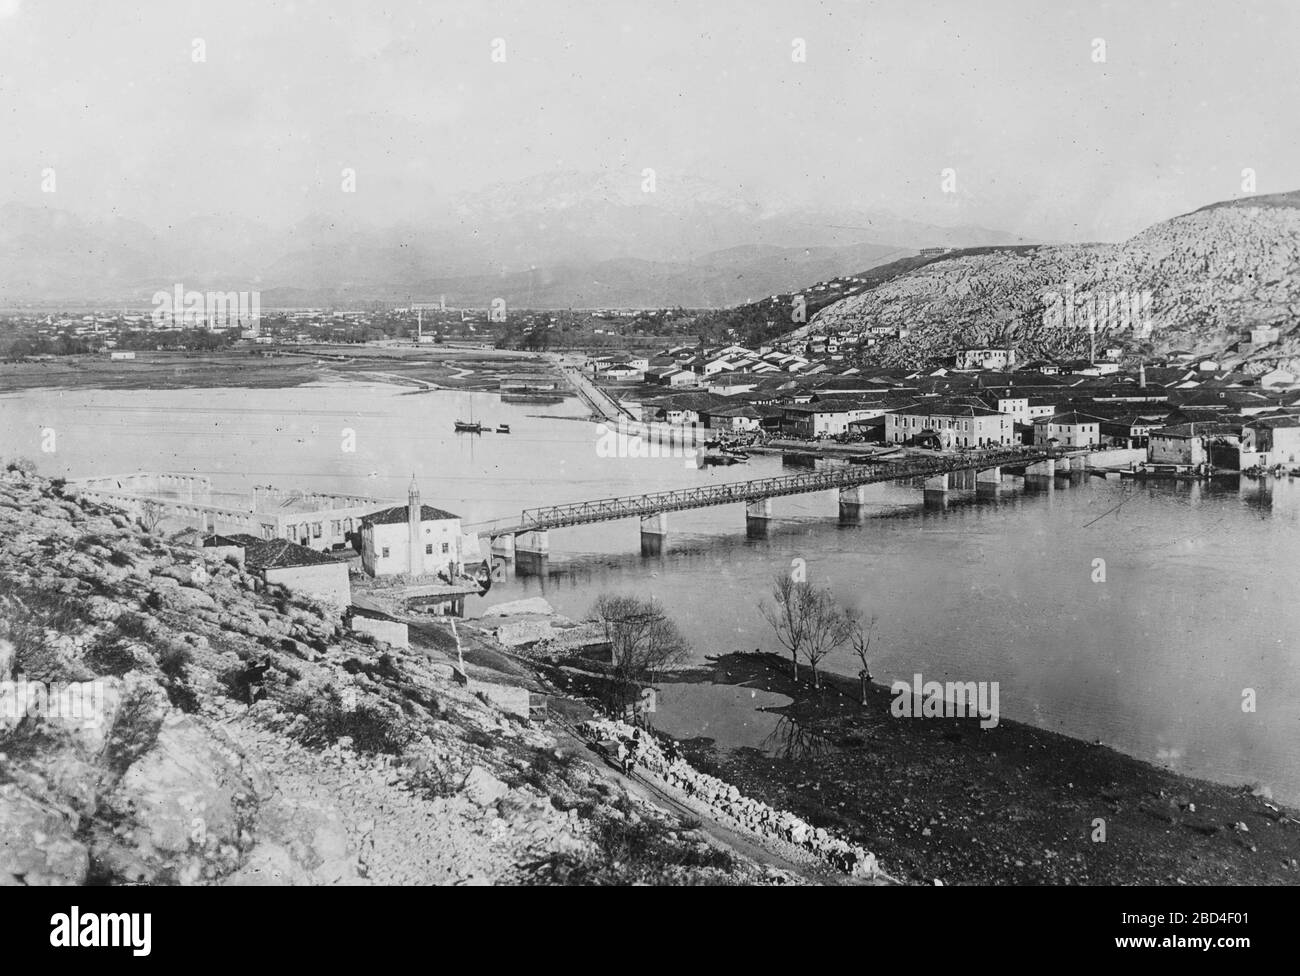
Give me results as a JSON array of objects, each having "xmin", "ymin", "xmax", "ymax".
[{"xmin": 4, "ymin": 381, "xmax": 1298, "ymax": 802}]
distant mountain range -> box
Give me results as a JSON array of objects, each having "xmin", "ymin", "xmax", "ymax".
[
  {"xmin": 799, "ymin": 190, "xmax": 1300, "ymax": 372},
  {"xmin": 0, "ymin": 170, "xmax": 1034, "ymax": 308}
]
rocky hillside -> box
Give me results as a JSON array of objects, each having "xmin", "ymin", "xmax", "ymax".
[
  {"xmin": 806, "ymin": 191, "xmax": 1300, "ymax": 370},
  {"xmin": 0, "ymin": 467, "xmax": 787, "ymax": 886}
]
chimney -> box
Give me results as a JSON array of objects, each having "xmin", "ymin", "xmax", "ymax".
[{"xmin": 408, "ymin": 475, "xmax": 421, "ymax": 576}]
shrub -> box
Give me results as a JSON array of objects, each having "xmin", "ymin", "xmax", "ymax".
[
  {"xmin": 288, "ymin": 687, "xmax": 416, "ymax": 756},
  {"xmin": 84, "ymin": 635, "xmax": 139, "ymax": 678},
  {"xmin": 114, "ymin": 612, "xmax": 152, "ymax": 640},
  {"xmin": 103, "ymin": 688, "xmax": 164, "ymax": 776}
]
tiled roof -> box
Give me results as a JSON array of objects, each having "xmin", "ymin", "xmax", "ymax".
[
  {"xmin": 361, "ymin": 504, "xmax": 460, "ymax": 526},
  {"xmin": 243, "ymin": 538, "xmax": 341, "ymax": 569}
]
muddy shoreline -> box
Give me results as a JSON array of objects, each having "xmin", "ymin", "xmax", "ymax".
[{"xmin": 647, "ymin": 652, "xmax": 1300, "ymax": 885}]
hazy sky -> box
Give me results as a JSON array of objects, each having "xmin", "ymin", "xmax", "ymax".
[{"xmin": 1, "ymin": 0, "xmax": 1296, "ymax": 242}]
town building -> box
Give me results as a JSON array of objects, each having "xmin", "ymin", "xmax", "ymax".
[
  {"xmin": 1033, "ymin": 411, "xmax": 1105, "ymax": 448},
  {"xmin": 957, "ymin": 348, "xmax": 1017, "ymax": 370},
  {"xmin": 239, "ymin": 537, "xmax": 352, "ymax": 608},
  {"xmin": 360, "ymin": 478, "xmax": 469, "ymax": 580},
  {"xmin": 885, "ymin": 399, "xmax": 1015, "ymax": 449},
  {"xmin": 1240, "ymin": 416, "xmax": 1300, "ymax": 468}
]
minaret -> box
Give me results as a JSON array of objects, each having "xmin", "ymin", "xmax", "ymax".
[
  {"xmin": 407, "ymin": 475, "xmax": 422, "ymax": 576},
  {"xmin": 1139, "ymin": 361, "xmax": 1146, "ymax": 390}
]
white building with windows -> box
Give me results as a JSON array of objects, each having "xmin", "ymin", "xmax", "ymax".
[{"xmin": 360, "ymin": 478, "xmax": 475, "ymax": 579}]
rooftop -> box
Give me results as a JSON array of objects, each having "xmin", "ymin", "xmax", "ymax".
[
  {"xmin": 242, "ymin": 538, "xmax": 342, "ymax": 569},
  {"xmin": 361, "ymin": 503, "xmax": 461, "ymax": 526}
]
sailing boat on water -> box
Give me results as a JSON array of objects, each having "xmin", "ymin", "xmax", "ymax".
[{"xmin": 453, "ymin": 395, "xmax": 482, "ymax": 434}]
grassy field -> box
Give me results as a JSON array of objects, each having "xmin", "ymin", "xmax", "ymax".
[{"xmin": 0, "ymin": 345, "xmax": 553, "ymax": 393}]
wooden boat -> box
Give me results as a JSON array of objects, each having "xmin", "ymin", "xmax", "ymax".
[
  {"xmin": 496, "ymin": 424, "xmax": 511, "ymax": 434},
  {"xmin": 453, "ymin": 420, "xmax": 482, "ymax": 434}
]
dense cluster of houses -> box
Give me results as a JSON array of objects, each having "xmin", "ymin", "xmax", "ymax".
[{"xmin": 606, "ymin": 344, "xmax": 1300, "ymax": 471}]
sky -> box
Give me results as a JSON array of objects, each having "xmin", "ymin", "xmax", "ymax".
[{"xmin": 0, "ymin": 0, "xmax": 1296, "ymax": 243}]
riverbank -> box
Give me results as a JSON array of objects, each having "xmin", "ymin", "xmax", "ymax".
[
  {"xmin": 661, "ymin": 653, "xmax": 1300, "ymax": 885},
  {"xmin": 0, "ymin": 347, "xmax": 549, "ymax": 393}
]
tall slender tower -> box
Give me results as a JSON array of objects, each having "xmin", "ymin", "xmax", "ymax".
[{"xmin": 407, "ymin": 475, "xmax": 422, "ymax": 576}]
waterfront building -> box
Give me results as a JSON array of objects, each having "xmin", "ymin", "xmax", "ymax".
[
  {"xmin": 360, "ymin": 478, "xmax": 470, "ymax": 580},
  {"xmin": 1033, "ymin": 411, "xmax": 1105, "ymax": 448},
  {"xmin": 885, "ymin": 399, "xmax": 1015, "ymax": 449},
  {"xmin": 1240, "ymin": 416, "xmax": 1300, "ymax": 468}
]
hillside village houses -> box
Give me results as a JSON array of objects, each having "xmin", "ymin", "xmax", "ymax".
[{"xmin": 585, "ymin": 323, "xmax": 1300, "ymax": 472}]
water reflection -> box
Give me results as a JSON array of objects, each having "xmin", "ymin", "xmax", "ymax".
[{"xmin": 759, "ymin": 711, "xmax": 835, "ymax": 762}]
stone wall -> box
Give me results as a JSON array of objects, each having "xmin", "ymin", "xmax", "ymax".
[
  {"xmin": 581, "ymin": 717, "xmax": 880, "ymax": 879},
  {"xmin": 262, "ymin": 564, "xmax": 351, "ymax": 609}
]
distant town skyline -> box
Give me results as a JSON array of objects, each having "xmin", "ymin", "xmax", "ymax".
[{"xmin": 0, "ymin": 0, "xmax": 1296, "ymax": 246}]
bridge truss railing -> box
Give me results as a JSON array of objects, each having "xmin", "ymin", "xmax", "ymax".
[{"xmin": 511, "ymin": 445, "xmax": 1066, "ymax": 533}]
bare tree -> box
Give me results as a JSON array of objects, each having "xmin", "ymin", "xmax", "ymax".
[
  {"xmin": 758, "ymin": 573, "xmax": 811, "ymax": 681},
  {"xmin": 800, "ymin": 587, "xmax": 856, "ymax": 690},
  {"xmin": 850, "ymin": 614, "xmax": 877, "ymax": 704},
  {"xmin": 593, "ymin": 594, "xmax": 690, "ymax": 721},
  {"xmin": 138, "ymin": 499, "xmax": 165, "ymax": 534}
]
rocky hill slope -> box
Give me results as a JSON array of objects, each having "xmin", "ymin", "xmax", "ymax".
[
  {"xmin": 0, "ymin": 468, "xmax": 784, "ymax": 886},
  {"xmin": 806, "ymin": 192, "xmax": 1300, "ymax": 370}
]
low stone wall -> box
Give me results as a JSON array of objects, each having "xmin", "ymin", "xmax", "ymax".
[
  {"xmin": 580, "ymin": 717, "xmax": 879, "ymax": 879},
  {"xmin": 262, "ymin": 564, "xmax": 351, "ymax": 609},
  {"xmin": 349, "ymin": 615, "xmax": 409, "ymax": 649}
]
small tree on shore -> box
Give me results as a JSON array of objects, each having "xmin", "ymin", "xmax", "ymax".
[
  {"xmin": 758, "ymin": 574, "xmax": 811, "ymax": 681},
  {"xmin": 593, "ymin": 594, "xmax": 690, "ymax": 721},
  {"xmin": 850, "ymin": 614, "xmax": 877, "ymax": 704},
  {"xmin": 799, "ymin": 587, "xmax": 856, "ymax": 690}
]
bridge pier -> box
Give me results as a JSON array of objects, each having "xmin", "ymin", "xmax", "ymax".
[
  {"xmin": 976, "ymin": 466, "xmax": 1002, "ymax": 497},
  {"xmin": 838, "ymin": 485, "xmax": 870, "ymax": 521},
  {"xmin": 922, "ymin": 472, "xmax": 950, "ymax": 505},
  {"xmin": 1025, "ymin": 458, "xmax": 1055, "ymax": 479},
  {"xmin": 745, "ymin": 497, "xmax": 772, "ymax": 536},
  {"xmin": 640, "ymin": 513, "xmax": 668, "ymax": 556},
  {"xmin": 490, "ymin": 534, "xmax": 515, "ymax": 560},
  {"xmin": 515, "ymin": 530, "xmax": 549, "ymax": 575}
]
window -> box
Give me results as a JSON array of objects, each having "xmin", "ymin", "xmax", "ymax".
[
  {"xmin": 312, "ymin": 522, "xmax": 322, "ymax": 538},
  {"xmin": 441, "ymin": 543, "xmax": 449, "ymax": 554},
  {"xmin": 331, "ymin": 520, "xmax": 341, "ymax": 535},
  {"xmin": 424, "ymin": 544, "xmax": 433, "ymax": 555},
  {"xmin": 381, "ymin": 547, "xmax": 390, "ymax": 558}
]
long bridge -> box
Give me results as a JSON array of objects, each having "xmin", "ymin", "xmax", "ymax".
[{"xmin": 478, "ymin": 444, "xmax": 1096, "ymax": 564}]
